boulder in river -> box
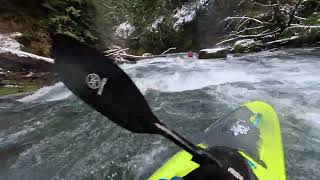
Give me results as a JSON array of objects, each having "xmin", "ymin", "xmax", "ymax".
[
  {"xmin": 233, "ymin": 39, "xmax": 258, "ymax": 53},
  {"xmin": 142, "ymin": 53, "xmax": 153, "ymax": 57},
  {"xmin": 198, "ymin": 47, "xmax": 228, "ymax": 59}
]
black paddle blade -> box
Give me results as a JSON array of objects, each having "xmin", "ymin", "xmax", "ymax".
[
  {"xmin": 52, "ymin": 34, "xmax": 160, "ymax": 134},
  {"xmin": 52, "ymin": 34, "xmax": 222, "ymax": 166}
]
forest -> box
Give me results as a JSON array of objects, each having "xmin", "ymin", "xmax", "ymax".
[{"xmin": 0, "ymin": 0, "xmax": 319, "ymax": 55}]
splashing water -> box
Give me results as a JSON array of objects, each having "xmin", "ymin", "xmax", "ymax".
[
  {"xmin": 1, "ymin": 48, "xmax": 320, "ymax": 180},
  {"xmin": 18, "ymin": 83, "xmax": 72, "ymax": 103}
]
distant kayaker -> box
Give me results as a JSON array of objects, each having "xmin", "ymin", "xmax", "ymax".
[{"xmin": 188, "ymin": 51, "xmax": 193, "ymax": 58}]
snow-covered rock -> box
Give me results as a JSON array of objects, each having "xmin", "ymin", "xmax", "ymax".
[
  {"xmin": 173, "ymin": 0, "xmax": 210, "ymax": 31},
  {"xmin": 198, "ymin": 47, "xmax": 228, "ymax": 59},
  {"xmin": 173, "ymin": 5, "xmax": 197, "ymax": 30},
  {"xmin": 0, "ymin": 32, "xmax": 53, "ymax": 71},
  {"xmin": 142, "ymin": 53, "xmax": 153, "ymax": 57},
  {"xmin": 114, "ymin": 0, "xmax": 212, "ymax": 39},
  {"xmin": 0, "ymin": 68, "xmax": 7, "ymax": 77},
  {"xmin": 147, "ymin": 16, "xmax": 165, "ymax": 32},
  {"xmin": 234, "ymin": 39, "xmax": 257, "ymax": 53},
  {"xmin": 234, "ymin": 39, "xmax": 255, "ymax": 48},
  {"xmin": 0, "ymin": 33, "xmax": 22, "ymax": 51}
]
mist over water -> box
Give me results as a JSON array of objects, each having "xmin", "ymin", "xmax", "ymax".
[{"xmin": 1, "ymin": 48, "xmax": 320, "ymax": 180}]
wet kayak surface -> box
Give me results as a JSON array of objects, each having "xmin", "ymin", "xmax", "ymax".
[{"xmin": 1, "ymin": 48, "xmax": 320, "ymax": 180}]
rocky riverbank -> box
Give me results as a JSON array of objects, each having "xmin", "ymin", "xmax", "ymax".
[
  {"xmin": 0, "ymin": 32, "xmax": 57, "ymax": 97},
  {"xmin": 0, "ymin": 67, "xmax": 57, "ymax": 96}
]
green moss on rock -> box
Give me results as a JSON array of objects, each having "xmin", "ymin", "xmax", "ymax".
[{"xmin": 0, "ymin": 85, "xmax": 39, "ymax": 96}]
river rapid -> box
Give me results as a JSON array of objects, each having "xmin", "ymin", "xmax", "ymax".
[{"xmin": 0, "ymin": 48, "xmax": 320, "ymax": 180}]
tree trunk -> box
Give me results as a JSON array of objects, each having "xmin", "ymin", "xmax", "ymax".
[{"xmin": 287, "ymin": 0, "xmax": 303, "ymax": 27}]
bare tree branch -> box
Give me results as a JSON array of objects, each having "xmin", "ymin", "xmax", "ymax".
[
  {"xmin": 294, "ymin": 15, "xmax": 307, "ymax": 21},
  {"xmin": 265, "ymin": 36, "xmax": 300, "ymax": 45},
  {"xmin": 283, "ymin": 25, "xmax": 320, "ymax": 34},
  {"xmin": 236, "ymin": 19, "xmax": 251, "ymax": 31},
  {"xmin": 223, "ymin": 16, "xmax": 268, "ymax": 25},
  {"xmin": 224, "ymin": 19, "xmax": 235, "ymax": 31},
  {"xmin": 231, "ymin": 26, "xmax": 265, "ymax": 36},
  {"xmin": 279, "ymin": 10, "xmax": 306, "ymax": 20},
  {"xmin": 237, "ymin": 28, "xmax": 280, "ymax": 38},
  {"xmin": 216, "ymin": 28, "xmax": 281, "ymax": 45},
  {"xmin": 237, "ymin": 0, "xmax": 278, "ymax": 7},
  {"xmin": 251, "ymin": 0, "xmax": 278, "ymax": 7},
  {"xmin": 237, "ymin": 0, "xmax": 247, "ymax": 7},
  {"xmin": 105, "ymin": 48, "xmax": 129, "ymax": 56},
  {"xmin": 216, "ymin": 37, "xmax": 239, "ymax": 46},
  {"xmin": 161, "ymin": 47, "xmax": 176, "ymax": 56}
]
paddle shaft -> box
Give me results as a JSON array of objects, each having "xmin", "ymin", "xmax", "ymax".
[{"xmin": 155, "ymin": 123, "xmax": 222, "ymax": 167}]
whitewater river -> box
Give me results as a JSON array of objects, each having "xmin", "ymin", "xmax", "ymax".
[{"xmin": 0, "ymin": 48, "xmax": 319, "ymax": 180}]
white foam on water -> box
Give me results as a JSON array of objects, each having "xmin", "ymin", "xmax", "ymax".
[
  {"xmin": 2, "ymin": 48, "xmax": 320, "ymax": 180},
  {"xmin": 134, "ymin": 68, "xmax": 258, "ymax": 93},
  {"xmin": 122, "ymin": 49, "xmax": 320, "ymax": 147},
  {"xmin": 302, "ymin": 113, "xmax": 320, "ymax": 128},
  {"xmin": 18, "ymin": 82, "xmax": 72, "ymax": 103},
  {"xmin": 123, "ymin": 56, "xmax": 259, "ymax": 93},
  {"xmin": 0, "ymin": 127, "xmax": 35, "ymax": 145},
  {"xmin": 125, "ymin": 49, "xmax": 320, "ymax": 94},
  {"xmin": 130, "ymin": 145, "xmax": 168, "ymax": 180},
  {"xmin": 16, "ymin": 49, "xmax": 320, "ymax": 127}
]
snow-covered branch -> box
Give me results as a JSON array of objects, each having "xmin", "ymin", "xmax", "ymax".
[
  {"xmin": 232, "ymin": 26, "xmax": 265, "ymax": 35},
  {"xmin": 236, "ymin": 28, "xmax": 280, "ymax": 38},
  {"xmin": 236, "ymin": 19, "xmax": 251, "ymax": 31},
  {"xmin": 216, "ymin": 37, "xmax": 239, "ymax": 46},
  {"xmin": 283, "ymin": 25, "xmax": 320, "ymax": 33},
  {"xmin": 161, "ymin": 47, "xmax": 176, "ymax": 56},
  {"xmin": 238, "ymin": 0, "xmax": 278, "ymax": 7},
  {"xmin": 223, "ymin": 16, "xmax": 269, "ymax": 25},
  {"xmin": 224, "ymin": 19, "xmax": 235, "ymax": 31},
  {"xmin": 265, "ymin": 36, "xmax": 300, "ymax": 45},
  {"xmin": 251, "ymin": 1, "xmax": 278, "ymax": 7},
  {"xmin": 216, "ymin": 28, "xmax": 281, "ymax": 45}
]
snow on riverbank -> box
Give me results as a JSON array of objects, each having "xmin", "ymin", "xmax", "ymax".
[
  {"xmin": 0, "ymin": 47, "xmax": 54, "ymax": 64},
  {"xmin": 0, "ymin": 32, "xmax": 22, "ymax": 51},
  {"xmin": 115, "ymin": 0, "xmax": 212, "ymax": 37},
  {"xmin": 173, "ymin": 0, "xmax": 211, "ymax": 30},
  {"xmin": 115, "ymin": 21, "xmax": 136, "ymax": 38},
  {"xmin": 0, "ymin": 32, "xmax": 54, "ymax": 64}
]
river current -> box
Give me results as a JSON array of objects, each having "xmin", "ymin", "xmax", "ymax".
[{"xmin": 0, "ymin": 48, "xmax": 320, "ymax": 180}]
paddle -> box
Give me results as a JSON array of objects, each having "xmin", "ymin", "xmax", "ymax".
[{"xmin": 52, "ymin": 34, "xmax": 221, "ymax": 166}]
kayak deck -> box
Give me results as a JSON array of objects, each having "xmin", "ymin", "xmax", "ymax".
[{"xmin": 149, "ymin": 101, "xmax": 286, "ymax": 180}]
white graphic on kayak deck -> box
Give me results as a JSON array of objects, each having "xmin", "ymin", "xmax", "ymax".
[
  {"xmin": 86, "ymin": 73, "xmax": 108, "ymax": 95},
  {"xmin": 230, "ymin": 120, "xmax": 251, "ymax": 136}
]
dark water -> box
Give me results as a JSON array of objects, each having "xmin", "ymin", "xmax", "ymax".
[{"xmin": 1, "ymin": 48, "xmax": 320, "ymax": 180}]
